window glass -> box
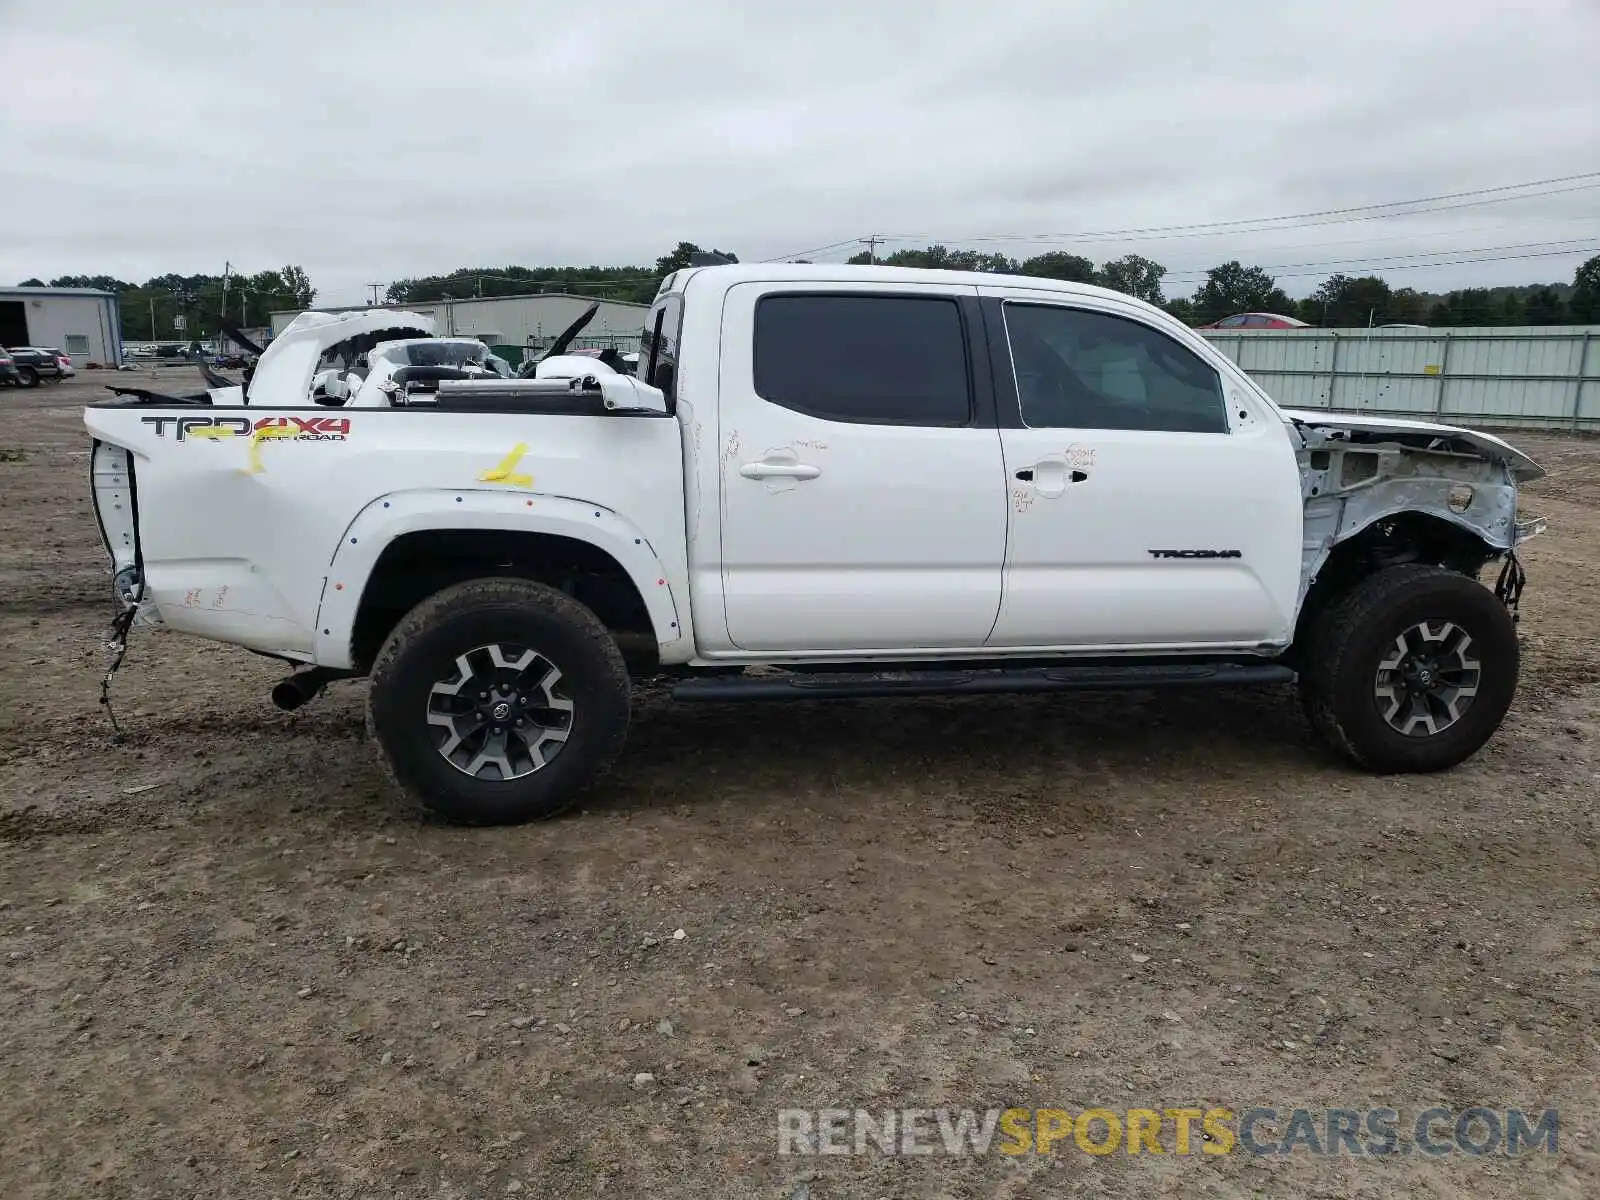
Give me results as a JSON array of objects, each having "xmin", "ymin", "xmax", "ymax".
[
  {"xmin": 638, "ymin": 293, "xmax": 682, "ymax": 387},
  {"xmin": 65, "ymin": 335, "xmax": 89, "ymax": 354},
  {"xmin": 1243, "ymin": 314, "xmax": 1275, "ymax": 328},
  {"xmin": 1216, "ymin": 314, "xmax": 1247, "ymax": 328},
  {"xmin": 753, "ymin": 294, "xmax": 970, "ymax": 425},
  {"xmin": 1003, "ymin": 304, "xmax": 1228, "ymax": 434}
]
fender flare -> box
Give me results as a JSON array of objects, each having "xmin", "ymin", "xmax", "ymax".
[{"xmin": 312, "ymin": 489, "xmax": 685, "ymax": 670}]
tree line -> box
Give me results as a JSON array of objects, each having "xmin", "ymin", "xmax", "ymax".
[
  {"xmin": 389, "ymin": 241, "xmax": 1600, "ymax": 327},
  {"xmin": 17, "ymin": 267, "xmax": 317, "ymax": 341},
  {"xmin": 22, "ymin": 245, "xmax": 1598, "ymax": 336},
  {"xmin": 844, "ymin": 246, "xmax": 1600, "ymax": 327}
]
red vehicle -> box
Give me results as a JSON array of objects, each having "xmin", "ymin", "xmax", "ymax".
[{"xmin": 1195, "ymin": 312, "xmax": 1309, "ymax": 330}]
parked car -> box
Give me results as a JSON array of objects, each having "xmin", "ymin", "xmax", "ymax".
[
  {"xmin": 84, "ymin": 265, "xmax": 1546, "ymax": 825},
  {"xmin": 1196, "ymin": 312, "xmax": 1309, "ymax": 330},
  {"xmin": 0, "ymin": 349, "xmax": 20, "ymax": 387},
  {"xmin": 48, "ymin": 349, "xmax": 76, "ymax": 378},
  {"xmin": 5, "ymin": 346, "xmax": 69, "ymax": 386}
]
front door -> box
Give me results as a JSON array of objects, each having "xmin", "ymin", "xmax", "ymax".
[
  {"xmin": 716, "ymin": 283, "xmax": 1008, "ymax": 652},
  {"xmin": 981, "ymin": 292, "xmax": 1304, "ymax": 649}
]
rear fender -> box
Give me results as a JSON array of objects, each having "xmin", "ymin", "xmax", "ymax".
[{"xmin": 315, "ymin": 490, "xmax": 686, "ymax": 669}]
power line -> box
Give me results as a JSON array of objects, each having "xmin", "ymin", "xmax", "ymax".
[
  {"xmin": 1164, "ymin": 245, "xmax": 1599, "ymax": 285},
  {"xmin": 1161, "ymin": 237, "xmax": 1598, "ymax": 278},
  {"xmin": 876, "ymin": 172, "xmax": 1600, "ymax": 247},
  {"xmin": 762, "ymin": 237, "xmax": 869, "ymax": 262}
]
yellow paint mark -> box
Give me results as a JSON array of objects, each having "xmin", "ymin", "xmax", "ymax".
[
  {"xmin": 478, "ymin": 443, "xmax": 533, "ymax": 487},
  {"xmin": 241, "ymin": 425, "xmax": 298, "ymax": 475},
  {"xmin": 188, "ymin": 426, "xmax": 237, "ymax": 440},
  {"xmin": 1423, "ymin": 364, "xmax": 1442, "ymax": 376}
]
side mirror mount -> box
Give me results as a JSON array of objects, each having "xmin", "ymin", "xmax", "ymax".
[{"xmin": 596, "ymin": 374, "xmax": 668, "ymax": 415}]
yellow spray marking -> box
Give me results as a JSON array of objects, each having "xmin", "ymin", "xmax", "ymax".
[
  {"xmin": 241, "ymin": 425, "xmax": 298, "ymax": 475},
  {"xmin": 188, "ymin": 425, "xmax": 237, "ymax": 440},
  {"xmin": 478, "ymin": 443, "xmax": 533, "ymax": 488}
]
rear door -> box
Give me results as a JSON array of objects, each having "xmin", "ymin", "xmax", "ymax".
[
  {"xmin": 981, "ymin": 289, "xmax": 1303, "ymax": 649},
  {"xmin": 715, "ymin": 283, "xmax": 1007, "ymax": 652}
]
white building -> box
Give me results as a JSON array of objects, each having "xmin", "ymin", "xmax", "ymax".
[
  {"xmin": 269, "ymin": 292, "xmax": 648, "ymax": 359},
  {"xmin": 0, "ymin": 286, "xmax": 124, "ymax": 364}
]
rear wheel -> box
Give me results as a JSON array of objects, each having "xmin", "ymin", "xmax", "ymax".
[
  {"xmin": 1299, "ymin": 564, "xmax": 1519, "ymax": 772},
  {"xmin": 367, "ymin": 578, "xmax": 630, "ymax": 824},
  {"xmin": 16, "ymin": 366, "xmax": 38, "ymax": 388}
]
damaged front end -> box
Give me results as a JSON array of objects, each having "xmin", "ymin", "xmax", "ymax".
[{"xmin": 1288, "ymin": 410, "xmax": 1546, "ymax": 623}]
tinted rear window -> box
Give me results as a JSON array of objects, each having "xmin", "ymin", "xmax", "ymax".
[{"xmin": 753, "ymin": 294, "xmax": 971, "ymax": 425}]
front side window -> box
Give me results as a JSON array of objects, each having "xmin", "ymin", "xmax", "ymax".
[
  {"xmin": 1003, "ymin": 303, "xmax": 1228, "ymax": 434},
  {"xmin": 753, "ymin": 294, "xmax": 971, "ymax": 425}
]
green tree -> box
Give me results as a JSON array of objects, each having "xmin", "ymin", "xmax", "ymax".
[
  {"xmin": 279, "ymin": 265, "xmax": 316, "ymax": 308},
  {"xmin": 654, "ymin": 242, "xmax": 739, "ymax": 274},
  {"xmin": 1096, "ymin": 254, "xmax": 1167, "ymax": 304},
  {"xmin": 1163, "ymin": 297, "xmax": 1196, "ymax": 323},
  {"xmin": 1386, "ymin": 287, "xmax": 1428, "ymax": 326},
  {"xmin": 1523, "ymin": 287, "xmax": 1566, "ymax": 325},
  {"xmin": 18, "ymin": 277, "xmax": 44, "ymax": 287},
  {"xmin": 1431, "ymin": 288, "xmax": 1498, "ymax": 327},
  {"xmin": 1570, "ymin": 254, "xmax": 1600, "ymax": 323},
  {"xmin": 1019, "ymin": 251, "xmax": 1097, "ymax": 283},
  {"xmin": 1191, "ymin": 261, "xmax": 1292, "ymax": 325},
  {"xmin": 1307, "ymin": 274, "xmax": 1393, "ymax": 326}
]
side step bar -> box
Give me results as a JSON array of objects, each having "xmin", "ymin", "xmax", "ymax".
[{"xmin": 672, "ymin": 662, "xmax": 1296, "ymax": 702}]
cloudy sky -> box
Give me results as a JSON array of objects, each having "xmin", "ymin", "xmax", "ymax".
[{"xmin": 2, "ymin": 0, "xmax": 1596, "ymax": 305}]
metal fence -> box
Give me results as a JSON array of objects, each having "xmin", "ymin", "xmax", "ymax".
[{"xmin": 1199, "ymin": 326, "xmax": 1600, "ymax": 433}]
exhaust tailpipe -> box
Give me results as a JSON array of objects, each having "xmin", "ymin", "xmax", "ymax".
[{"xmin": 271, "ymin": 668, "xmax": 341, "ymax": 711}]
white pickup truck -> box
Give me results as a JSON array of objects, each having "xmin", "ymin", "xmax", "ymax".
[{"xmin": 85, "ymin": 264, "xmax": 1546, "ymax": 824}]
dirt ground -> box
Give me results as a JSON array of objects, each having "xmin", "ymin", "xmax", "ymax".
[{"xmin": 1, "ymin": 371, "xmax": 1596, "ymax": 1199}]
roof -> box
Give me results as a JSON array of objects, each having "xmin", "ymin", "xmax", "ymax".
[
  {"xmin": 268, "ymin": 291, "xmax": 650, "ymax": 317},
  {"xmin": 0, "ymin": 286, "xmax": 117, "ymax": 298},
  {"xmin": 666, "ymin": 262, "xmax": 1151, "ymax": 307}
]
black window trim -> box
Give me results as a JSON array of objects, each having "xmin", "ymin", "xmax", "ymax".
[
  {"xmin": 750, "ymin": 290, "xmax": 996, "ymax": 429},
  {"xmin": 982, "ymin": 296, "xmax": 1230, "ymax": 435}
]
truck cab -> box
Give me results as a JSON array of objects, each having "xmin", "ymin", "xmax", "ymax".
[{"xmin": 85, "ymin": 265, "xmax": 1544, "ymax": 825}]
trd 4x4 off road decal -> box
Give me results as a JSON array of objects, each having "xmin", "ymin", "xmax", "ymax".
[{"xmin": 141, "ymin": 415, "xmax": 351, "ymax": 442}]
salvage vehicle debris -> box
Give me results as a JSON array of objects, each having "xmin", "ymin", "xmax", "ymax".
[{"xmin": 84, "ymin": 264, "xmax": 1546, "ymax": 824}]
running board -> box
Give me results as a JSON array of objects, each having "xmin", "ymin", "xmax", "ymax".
[{"xmin": 671, "ymin": 662, "xmax": 1296, "ymax": 701}]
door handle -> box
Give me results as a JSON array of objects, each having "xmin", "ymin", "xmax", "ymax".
[
  {"xmin": 741, "ymin": 461, "xmax": 821, "ymax": 480},
  {"xmin": 1015, "ymin": 465, "xmax": 1089, "ymax": 484}
]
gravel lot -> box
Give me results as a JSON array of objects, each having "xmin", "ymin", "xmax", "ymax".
[{"xmin": 1, "ymin": 371, "xmax": 1596, "ymax": 1198}]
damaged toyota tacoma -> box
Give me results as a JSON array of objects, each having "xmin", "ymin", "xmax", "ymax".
[{"xmin": 84, "ymin": 265, "xmax": 1546, "ymax": 824}]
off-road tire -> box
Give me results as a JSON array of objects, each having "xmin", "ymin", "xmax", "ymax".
[
  {"xmin": 1299, "ymin": 563, "xmax": 1519, "ymax": 772},
  {"xmin": 16, "ymin": 366, "xmax": 38, "ymax": 388},
  {"xmin": 367, "ymin": 578, "xmax": 630, "ymax": 824}
]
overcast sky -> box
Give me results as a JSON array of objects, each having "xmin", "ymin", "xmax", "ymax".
[{"xmin": 2, "ymin": 0, "xmax": 1596, "ymax": 305}]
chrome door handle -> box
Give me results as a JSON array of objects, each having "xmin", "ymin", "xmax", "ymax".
[{"xmin": 740, "ymin": 462, "xmax": 821, "ymax": 480}]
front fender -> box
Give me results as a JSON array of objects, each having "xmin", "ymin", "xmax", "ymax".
[{"xmin": 313, "ymin": 489, "xmax": 685, "ymax": 669}]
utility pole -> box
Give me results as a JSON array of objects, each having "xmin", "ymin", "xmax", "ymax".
[
  {"xmin": 859, "ymin": 234, "xmax": 882, "ymax": 264},
  {"xmin": 149, "ymin": 295, "xmax": 157, "ymax": 341}
]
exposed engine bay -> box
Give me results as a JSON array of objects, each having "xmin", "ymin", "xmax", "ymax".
[{"xmin": 1288, "ymin": 410, "xmax": 1545, "ymax": 616}]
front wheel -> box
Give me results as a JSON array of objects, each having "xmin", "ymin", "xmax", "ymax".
[
  {"xmin": 1298, "ymin": 564, "xmax": 1520, "ymax": 773},
  {"xmin": 367, "ymin": 578, "xmax": 631, "ymax": 824}
]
